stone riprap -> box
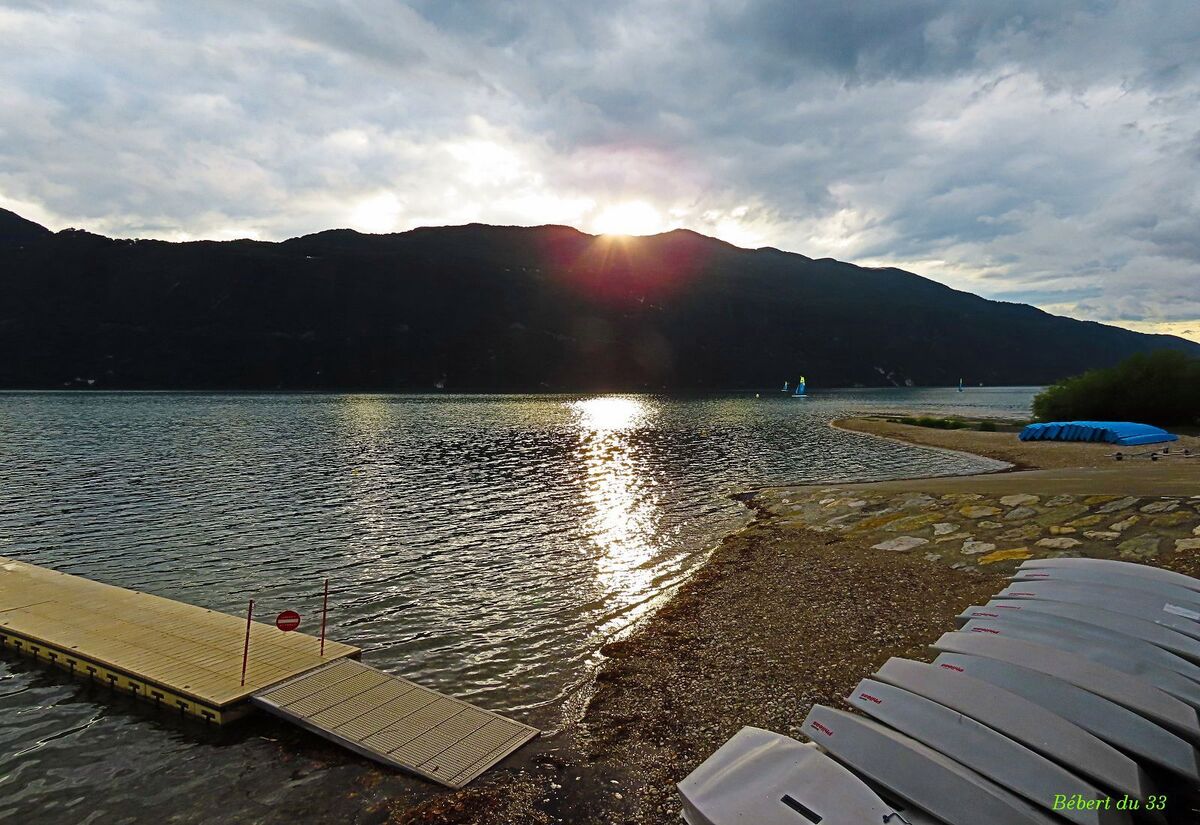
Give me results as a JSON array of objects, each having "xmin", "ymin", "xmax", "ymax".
[{"xmin": 758, "ymin": 489, "xmax": 1200, "ymax": 571}]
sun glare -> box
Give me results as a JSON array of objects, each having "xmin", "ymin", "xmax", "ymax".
[{"xmin": 591, "ymin": 201, "xmax": 666, "ymax": 236}]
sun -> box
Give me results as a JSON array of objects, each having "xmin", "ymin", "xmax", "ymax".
[{"xmin": 591, "ymin": 201, "xmax": 666, "ymax": 236}]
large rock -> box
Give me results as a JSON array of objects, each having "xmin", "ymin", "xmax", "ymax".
[
  {"xmin": 872, "ymin": 536, "xmax": 929, "ymax": 552},
  {"xmin": 1175, "ymin": 538, "xmax": 1200, "ymax": 551},
  {"xmin": 933, "ymin": 522, "xmax": 958, "ymax": 536},
  {"xmin": 891, "ymin": 493, "xmax": 937, "ymax": 510},
  {"xmin": 1083, "ymin": 531, "xmax": 1120, "ymax": 541},
  {"xmin": 1118, "ymin": 534, "xmax": 1161, "ymax": 559},
  {"xmin": 883, "ymin": 512, "xmax": 945, "ymax": 533},
  {"xmin": 1003, "ymin": 506, "xmax": 1038, "ymax": 521},
  {"xmin": 1097, "ymin": 496, "xmax": 1140, "ymax": 513},
  {"xmin": 979, "ymin": 547, "xmax": 1033, "ymax": 564},
  {"xmin": 961, "ymin": 539, "xmax": 997, "ymax": 555},
  {"xmin": 1151, "ymin": 512, "xmax": 1193, "ymax": 528},
  {"xmin": 1000, "ymin": 494, "xmax": 1039, "ymax": 507},
  {"xmin": 1140, "ymin": 500, "xmax": 1179, "ymax": 514},
  {"xmin": 1110, "ymin": 515, "xmax": 1140, "ymax": 533},
  {"xmin": 960, "ymin": 505, "xmax": 1001, "ymax": 519},
  {"xmin": 998, "ymin": 524, "xmax": 1042, "ymax": 542},
  {"xmin": 1036, "ymin": 537, "xmax": 1083, "ymax": 550},
  {"xmin": 1035, "ymin": 505, "xmax": 1089, "ymax": 527}
]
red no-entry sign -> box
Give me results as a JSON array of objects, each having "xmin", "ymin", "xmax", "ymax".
[{"xmin": 276, "ymin": 610, "xmax": 301, "ymax": 632}]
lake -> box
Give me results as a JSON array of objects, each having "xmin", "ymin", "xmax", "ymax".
[{"xmin": 0, "ymin": 388, "xmax": 1034, "ymax": 822}]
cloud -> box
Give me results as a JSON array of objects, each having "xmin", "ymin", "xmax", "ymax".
[{"xmin": 0, "ymin": 1, "xmax": 1198, "ymax": 339}]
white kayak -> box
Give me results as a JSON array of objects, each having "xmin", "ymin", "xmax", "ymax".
[
  {"xmin": 1010, "ymin": 567, "xmax": 1200, "ymax": 609},
  {"xmin": 677, "ymin": 726, "xmax": 898, "ymax": 825},
  {"xmin": 871, "ymin": 657, "xmax": 1153, "ymax": 801},
  {"xmin": 994, "ymin": 581, "xmax": 1200, "ymax": 640},
  {"xmin": 932, "ymin": 631, "xmax": 1200, "ymax": 743},
  {"xmin": 932, "ymin": 652, "xmax": 1200, "ymax": 782},
  {"xmin": 846, "ymin": 677, "xmax": 1129, "ymax": 825},
  {"xmin": 955, "ymin": 599, "xmax": 1200, "ymax": 664},
  {"xmin": 956, "ymin": 608, "xmax": 1200, "ymax": 683},
  {"xmin": 958, "ymin": 620, "xmax": 1200, "ymax": 708},
  {"xmin": 1019, "ymin": 558, "xmax": 1200, "ymax": 593},
  {"xmin": 803, "ymin": 704, "xmax": 1059, "ymax": 825}
]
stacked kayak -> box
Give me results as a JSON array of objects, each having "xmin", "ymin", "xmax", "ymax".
[
  {"xmin": 1019, "ymin": 422, "xmax": 1178, "ymax": 446},
  {"xmin": 679, "ymin": 557, "xmax": 1200, "ymax": 825}
]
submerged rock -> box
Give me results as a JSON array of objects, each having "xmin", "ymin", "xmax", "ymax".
[
  {"xmin": 1097, "ymin": 496, "xmax": 1140, "ymax": 513},
  {"xmin": 1083, "ymin": 531, "xmax": 1120, "ymax": 541},
  {"xmin": 1175, "ymin": 538, "xmax": 1200, "ymax": 551},
  {"xmin": 932, "ymin": 522, "xmax": 958, "ymax": 536},
  {"xmin": 1003, "ymin": 506, "xmax": 1038, "ymax": 521},
  {"xmin": 1000, "ymin": 494, "xmax": 1040, "ymax": 507},
  {"xmin": 961, "ymin": 539, "xmax": 997, "ymax": 555}
]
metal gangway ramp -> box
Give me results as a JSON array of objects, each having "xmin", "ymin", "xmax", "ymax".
[{"xmin": 251, "ymin": 658, "xmax": 538, "ymax": 788}]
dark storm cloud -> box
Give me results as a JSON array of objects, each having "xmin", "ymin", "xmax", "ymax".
[{"xmin": 1, "ymin": 0, "xmax": 1198, "ymax": 336}]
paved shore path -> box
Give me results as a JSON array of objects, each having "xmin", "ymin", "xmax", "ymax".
[{"xmin": 758, "ymin": 419, "xmax": 1200, "ymax": 570}]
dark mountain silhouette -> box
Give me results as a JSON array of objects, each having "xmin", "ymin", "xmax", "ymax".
[
  {"xmin": 1, "ymin": 210, "xmax": 1195, "ymax": 390},
  {"xmin": 0, "ymin": 207, "xmax": 52, "ymax": 246}
]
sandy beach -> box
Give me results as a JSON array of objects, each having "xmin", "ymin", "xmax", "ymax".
[{"xmin": 391, "ymin": 416, "xmax": 1200, "ymax": 824}]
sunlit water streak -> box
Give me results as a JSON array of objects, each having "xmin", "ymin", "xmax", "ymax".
[{"xmin": 0, "ymin": 389, "xmax": 1033, "ymax": 822}]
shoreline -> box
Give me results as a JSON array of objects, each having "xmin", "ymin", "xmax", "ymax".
[{"xmin": 392, "ymin": 416, "xmax": 1200, "ymax": 823}]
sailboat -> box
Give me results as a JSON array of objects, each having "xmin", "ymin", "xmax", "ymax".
[
  {"xmin": 792, "ymin": 376, "xmax": 807, "ymax": 398},
  {"xmin": 958, "ymin": 378, "xmax": 964, "ymax": 393},
  {"xmin": 781, "ymin": 380, "xmax": 789, "ymax": 393}
]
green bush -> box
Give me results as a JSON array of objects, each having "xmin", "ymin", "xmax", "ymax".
[
  {"xmin": 977, "ymin": 421, "xmax": 998, "ymax": 432},
  {"xmin": 1032, "ymin": 350, "xmax": 1200, "ymax": 426}
]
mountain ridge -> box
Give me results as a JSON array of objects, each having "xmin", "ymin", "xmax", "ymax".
[{"xmin": 0, "ymin": 209, "xmax": 1194, "ymax": 391}]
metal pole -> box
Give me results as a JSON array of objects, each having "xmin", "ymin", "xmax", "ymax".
[
  {"xmin": 240, "ymin": 599, "xmax": 254, "ymax": 686},
  {"xmin": 319, "ymin": 578, "xmax": 329, "ymax": 657}
]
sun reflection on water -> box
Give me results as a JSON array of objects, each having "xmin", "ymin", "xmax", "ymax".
[{"xmin": 569, "ymin": 396, "xmax": 663, "ymax": 634}]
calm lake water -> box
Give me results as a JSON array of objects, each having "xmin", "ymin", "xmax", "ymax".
[{"xmin": 0, "ymin": 388, "xmax": 1033, "ymax": 822}]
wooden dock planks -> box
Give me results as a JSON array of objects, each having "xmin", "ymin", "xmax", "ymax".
[
  {"xmin": 0, "ymin": 555, "xmax": 359, "ymax": 719},
  {"xmin": 252, "ymin": 660, "xmax": 539, "ymax": 788},
  {"xmin": 1, "ymin": 555, "xmax": 539, "ymax": 785}
]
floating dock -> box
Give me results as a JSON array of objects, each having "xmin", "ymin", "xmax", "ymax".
[{"xmin": 0, "ymin": 555, "xmax": 537, "ymax": 787}]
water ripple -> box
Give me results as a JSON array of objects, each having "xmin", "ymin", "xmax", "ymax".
[{"xmin": 0, "ymin": 388, "xmax": 1030, "ymax": 822}]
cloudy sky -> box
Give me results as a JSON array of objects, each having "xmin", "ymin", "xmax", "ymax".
[{"xmin": 2, "ymin": 1, "xmax": 1199, "ymax": 340}]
